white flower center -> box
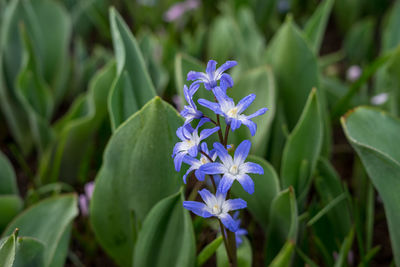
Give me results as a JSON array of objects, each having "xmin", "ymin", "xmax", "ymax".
[
  {"xmin": 200, "ymin": 157, "xmax": 208, "ymax": 164},
  {"xmin": 227, "ymin": 107, "xmax": 239, "ymax": 118},
  {"xmin": 185, "ymin": 139, "xmax": 195, "ymax": 147},
  {"xmin": 229, "ymin": 165, "xmax": 239, "ymax": 175},
  {"xmin": 212, "ymin": 204, "xmax": 222, "ymax": 215}
]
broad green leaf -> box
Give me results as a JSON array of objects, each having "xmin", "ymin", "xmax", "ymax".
[
  {"xmin": 281, "ymin": 89, "xmax": 323, "ymax": 202},
  {"xmin": 265, "ymin": 188, "xmax": 298, "ymax": 265},
  {"xmin": 341, "ymin": 107, "xmax": 400, "ymax": 266},
  {"xmin": 197, "ymin": 236, "xmax": 223, "ymax": 267},
  {"xmin": 304, "ymin": 0, "xmax": 334, "ymax": 53},
  {"xmin": 265, "ymin": 17, "xmax": 319, "ymax": 130},
  {"xmin": 269, "ymin": 241, "xmax": 295, "ymax": 267},
  {"xmin": 216, "ymin": 237, "xmax": 252, "ymax": 267},
  {"xmin": 133, "ymin": 191, "xmax": 195, "ymax": 267},
  {"xmin": 334, "ymin": 227, "xmax": 355, "ymax": 267},
  {"xmin": 230, "ymin": 67, "xmax": 276, "ymax": 157},
  {"xmin": 231, "ymin": 156, "xmax": 280, "ymax": 230},
  {"xmin": 0, "ymin": 229, "xmax": 18, "ymax": 267},
  {"xmin": 174, "ymin": 53, "xmax": 204, "ymax": 99},
  {"xmin": 16, "ymin": 24, "xmax": 54, "ymax": 154},
  {"xmin": 38, "ymin": 61, "xmax": 116, "ymax": 183},
  {"xmin": 381, "ymin": 1, "xmax": 400, "ymax": 52},
  {"xmin": 91, "ymin": 97, "xmax": 183, "ymax": 266},
  {"xmin": 0, "ymin": 0, "xmax": 33, "ymax": 153},
  {"xmin": 138, "ymin": 31, "xmax": 169, "ymax": 95},
  {"xmin": 253, "ymin": 0, "xmax": 278, "ymax": 29},
  {"xmin": 2, "ymin": 194, "xmax": 78, "ymax": 267},
  {"xmin": 0, "ymin": 151, "xmax": 18, "ymax": 195},
  {"xmin": 108, "ymin": 8, "xmax": 156, "ymax": 130},
  {"xmin": 23, "ymin": 0, "xmax": 71, "ymax": 104},
  {"xmin": 343, "ymin": 18, "xmax": 375, "ymax": 64},
  {"xmin": 207, "ymin": 16, "xmax": 237, "ymax": 64},
  {"xmin": 0, "ymin": 195, "xmax": 23, "ymax": 231},
  {"xmin": 333, "ymin": 0, "xmax": 360, "ymax": 33},
  {"xmin": 13, "ymin": 237, "xmax": 45, "ymax": 267}
]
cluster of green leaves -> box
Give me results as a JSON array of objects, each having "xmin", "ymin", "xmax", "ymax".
[{"xmin": 0, "ymin": 0, "xmax": 400, "ymax": 266}]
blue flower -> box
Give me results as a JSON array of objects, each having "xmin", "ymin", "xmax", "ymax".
[
  {"xmin": 187, "ymin": 60, "xmax": 237, "ymax": 90},
  {"xmin": 182, "ymin": 143, "xmax": 217, "ymax": 183},
  {"xmin": 172, "ymin": 118, "xmax": 219, "ymax": 172},
  {"xmin": 180, "ymin": 84, "xmax": 203, "ymax": 125},
  {"xmin": 183, "ymin": 188, "xmax": 247, "ymax": 232},
  {"xmin": 232, "ymin": 212, "xmax": 247, "ymax": 246},
  {"xmin": 199, "ymin": 140, "xmax": 263, "ymax": 194},
  {"xmin": 198, "ymin": 87, "xmax": 267, "ymax": 136}
]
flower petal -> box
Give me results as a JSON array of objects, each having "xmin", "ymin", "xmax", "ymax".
[
  {"xmin": 198, "ymin": 188, "xmax": 215, "ymax": 207},
  {"xmin": 220, "ymin": 73, "xmax": 234, "ymax": 89},
  {"xmin": 183, "ymin": 201, "xmax": 213, "ymax": 218},
  {"xmin": 213, "ymin": 142, "xmax": 233, "ymax": 167},
  {"xmin": 241, "ymin": 162, "xmax": 264, "ymax": 174},
  {"xmin": 215, "ymin": 61, "xmax": 237, "ymax": 79},
  {"xmin": 200, "ymin": 162, "xmax": 225, "ymax": 175},
  {"xmin": 199, "ymin": 126, "xmax": 220, "ymax": 141},
  {"xmin": 218, "ymin": 174, "xmax": 235, "ymax": 193},
  {"xmin": 236, "ymin": 94, "xmax": 256, "ymax": 114},
  {"xmin": 240, "ymin": 119, "xmax": 257, "ymax": 136},
  {"xmin": 219, "ymin": 213, "xmax": 238, "ymax": 232},
  {"xmin": 198, "ymin": 99, "xmax": 222, "ymax": 114},
  {"xmin": 173, "ymin": 151, "xmax": 186, "ymax": 172},
  {"xmin": 187, "ymin": 71, "xmax": 208, "ymax": 81},
  {"xmin": 206, "ymin": 60, "xmax": 217, "ymax": 76},
  {"xmin": 247, "ymin": 107, "xmax": 268, "ymax": 119},
  {"xmin": 225, "ymin": 198, "xmax": 247, "ymax": 211},
  {"xmin": 234, "ymin": 140, "xmax": 251, "ymax": 165},
  {"xmin": 236, "ymin": 174, "xmax": 255, "ymax": 194}
]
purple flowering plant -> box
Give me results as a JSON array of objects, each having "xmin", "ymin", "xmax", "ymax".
[{"xmin": 172, "ymin": 59, "xmax": 268, "ymax": 266}]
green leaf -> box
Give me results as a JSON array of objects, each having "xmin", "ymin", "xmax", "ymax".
[
  {"xmin": 90, "ymin": 97, "xmax": 183, "ymax": 266},
  {"xmin": 231, "ymin": 156, "xmax": 279, "ymax": 230},
  {"xmin": 108, "ymin": 8, "xmax": 156, "ymax": 130},
  {"xmin": 230, "ymin": 67, "xmax": 276, "ymax": 157},
  {"xmin": 13, "ymin": 237, "xmax": 45, "ymax": 267},
  {"xmin": 334, "ymin": 227, "xmax": 355, "ymax": 267},
  {"xmin": 304, "ymin": 0, "xmax": 334, "ymax": 53},
  {"xmin": 216, "ymin": 237, "xmax": 252, "ymax": 267},
  {"xmin": 174, "ymin": 53, "xmax": 204, "ymax": 100},
  {"xmin": 265, "ymin": 188, "xmax": 298, "ymax": 265},
  {"xmin": 265, "ymin": 17, "xmax": 319, "ymax": 130},
  {"xmin": 0, "ymin": 0, "xmax": 33, "ymax": 153},
  {"xmin": 16, "ymin": 23, "xmax": 54, "ymax": 154},
  {"xmin": 281, "ymin": 89, "xmax": 323, "ymax": 202},
  {"xmin": 381, "ymin": 1, "xmax": 400, "ymax": 52},
  {"xmin": 343, "ymin": 18, "xmax": 375, "ymax": 64},
  {"xmin": 133, "ymin": 191, "xmax": 195, "ymax": 267},
  {"xmin": 341, "ymin": 106, "xmax": 400, "ymax": 266},
  {"xmin": 269, "ymin": 241, "xmax": 295, "ymax": 267},
  {"xmin": 25, "ymin": 0, "xmax": 71, "ymax": 104},
  {"xmin": 307, "ymin": 193, "xmax": 346, "ymax": 226},
  {"xmin": 38, "ymin": 61, "xmax": 116, "ymax": 183},
  {"xmin": 0, "ymin": 195, "xmax": 23, "ymax": 231},
  {"xmin": 197, "ymin": 236, "xmax": 223, "ymax": 267},
  {"xmin": 207, "ymin": 15, "xmax": 237, "ymax": 64},
  {"xmin": 2, "ymin": 194, "xmax": 78, "ymax": 267},
  {"xmin": 0, "ymin": 229, "xmax": 18, "ymax": 267},
  {"xmin": 0, "ymin": 151, "xmax": 18, "ymax": 195}
]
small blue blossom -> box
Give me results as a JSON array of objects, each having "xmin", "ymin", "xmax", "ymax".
[
  {"xmin": 182, "ymin": 143, "xmax": 217, "ymax": 183},
  {"xmin": 172, "ymin": 118, "xmax": 219, "ymax": 172},
  {"xmin": 187, "ymin": 60, "xmax": 237, "ymax": 90},
  {"xmin": 180, "ymin": 84, "xmax": 203, "ymax": 125},
  {"xmin": 183, "ymin": 188, "xmax": 247, "ymax": 232},
  {"xmin": 199, "ymin": 140, "xmax": 264, "ymax": 194},
  {"xmin": 232, "ymin": 212, "xmax": 247, "ymax": 246},
  {"xmin": 198, "ymin": 86, "xmax": 268, "ymax": 136}
]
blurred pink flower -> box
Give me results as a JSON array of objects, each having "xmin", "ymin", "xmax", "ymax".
[
  {"xmin": 164, "ymin": 0, "xmax": 200, "ymax": 22},
  {"xmin": 346, "ymin": 65, "xmax": 362, "ymax": 82},
  {"xmin": 79, "ymin": 181, "xmax": 95, "ymax": 216}
]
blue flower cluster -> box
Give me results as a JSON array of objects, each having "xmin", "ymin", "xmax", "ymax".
[{"xmin": 172, "ymin": 60, "xmax": 268, "ymax": 237}]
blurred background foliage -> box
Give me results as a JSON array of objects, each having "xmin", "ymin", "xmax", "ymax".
[{"xmin": 1, "ymin": 0, "xmax": 400, "ymax": 266}]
